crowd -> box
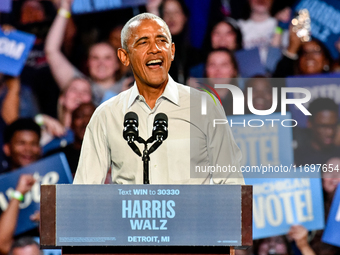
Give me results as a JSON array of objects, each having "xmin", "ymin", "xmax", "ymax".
[{"xmin": 1, "ymin": 0, "xmax": 340, "ymax": 254}]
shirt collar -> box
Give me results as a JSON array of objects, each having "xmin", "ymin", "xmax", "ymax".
[{"xmin": 127, "ymin": 75, "xmax": 179, "ymax": 109}]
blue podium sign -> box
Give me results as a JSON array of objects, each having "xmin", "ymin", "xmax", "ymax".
[
  {"xmin": 55, "ymin": 185, "xmax": 242, "ymax": 246},
  {"xmin": 0, "ymin": 153, "xmax": 72, "ymax": 235},
  {"xmin": 0, "ymin": 29, "xmax": 35, "ymax": 76}
]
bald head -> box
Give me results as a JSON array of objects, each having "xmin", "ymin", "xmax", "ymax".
[{"xmin": 121, "ymin": 13, "xmax": 172, "ymax": 51}]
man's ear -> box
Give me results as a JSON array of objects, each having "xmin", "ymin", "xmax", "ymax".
[
  {"xmin": 171, "ymin": 42, "xmax": 175, "ymax": 61},
  {"xmin": 117, "ymin": 48, "xmax": 130, "ymax": 66},
  {"xmin": 3, "ymin": 144, "xmax": 10, "ymax": 157}
]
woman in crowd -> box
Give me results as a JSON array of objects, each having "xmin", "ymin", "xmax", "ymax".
[
  {"xmin": 238, "ymin": 0, "xmax": 277, "ymax": 63},
  {"xmin": 40, "ymin": 77, "xmax": 92, "ymax": 148},
  {"xmin": 45, "ymin": 0, "xmax": 122, "ymax": 106},
  {"xmin": 190, "ymin": 17, "xmax": 242, "ymax": 78},
  {"xmin": 204, "ymin": 48, "xmax": 239, "ymax": 115},
  {"xmin": 253, "ymin": 225, "xmax": 316, "ymax": 255},
  {"xmin": 204, "ymin": 18, "xmax": 243, "ymax": 53},
  {"xmin": 160, "ymin": 0, "xmax": 200, "ymax": 83},
  {"xmin": 273, "ymin": 25, "xmax": 332, "ymax": 77}
]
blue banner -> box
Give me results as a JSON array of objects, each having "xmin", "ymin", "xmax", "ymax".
[
  {"xmin": 0, "ymin": 153, "xmax": 72, "ymax": 235},
  {"xmin": 286, "ymin": 73, "xmax": 340, "ymax": 128},
  {"xmin": 294, "ymin": 0, "xmax": 340, "ymax": 59},
  {"xmin": 322, "ymin": 185, "xmax": 340, "ymax": 247},
  {"xmin": 72, "ymin": 0, "xmax": 146, "ymax": 14},
  {"xmin": 247, "ymin": 178, "xmax": 324, "ymax": 239},
  {"xmin": 0, "ymin": 0, "xmax": 11, "ymax": 12},
  {"xmin": 0, "ymin": 29, "xmax": 35, "ymax": 76}
]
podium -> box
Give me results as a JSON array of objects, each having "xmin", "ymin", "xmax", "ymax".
[{"xmin": 40, "ymin": 184, "xmax": 252, "ymax": 255}]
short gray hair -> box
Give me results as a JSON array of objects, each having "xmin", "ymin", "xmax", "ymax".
[{"xmin": 121, "ymin": 13, "xmax": 172, "ymax": 51}]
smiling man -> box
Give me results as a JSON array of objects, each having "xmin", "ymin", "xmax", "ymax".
[
  {"xmin": 3, "ymin": 118, "xmax": 41, "ymax": 171},
  {"xmin": 295, "ymin": 97, "xmax": 340, "ymax": 166},
  {"xmin": 73, "ymin": 13, "xmax": 244, "ymax": 185}
]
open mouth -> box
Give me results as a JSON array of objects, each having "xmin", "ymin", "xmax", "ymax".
[{"xmin": 146, "ymin": 59, "xmax": 163, "ymax": 69}]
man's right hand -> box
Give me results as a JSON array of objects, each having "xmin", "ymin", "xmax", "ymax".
[{"xmin": 15, "ymin": 174, "xmax": 35, "ymax": 194}]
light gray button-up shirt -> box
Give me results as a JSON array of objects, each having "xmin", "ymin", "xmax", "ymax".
[{"xmin": 73, "ymin": 76, "xmax": 244, "ymax": 184}]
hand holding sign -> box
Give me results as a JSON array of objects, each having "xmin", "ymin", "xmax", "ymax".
[
  {"xmin": 0, "ymin": 27, "xmax": 35, "ymax": 76},
  {"xmin": 288, "ymin": 225, "xmax": 316, "ymax": 255},
  {"xmin": 16, "ymin": 174, "xmax": 35, "ymax": 195}
]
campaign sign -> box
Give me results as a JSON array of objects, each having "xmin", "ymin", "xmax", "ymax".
[
  {"xmin": 286, "ymin": 73, "xmax": 340, "ymax": 128},
  {"xmin": 294, "ymin": 0, "xmax": 340, "ymax": 59},
  {"xmin": 0, "ymin": 29, "xmax": 35, "ymax": 76},
  {"xmin": 228, "ymin": 113, "xmax": 295, "ymax": 178},
  {"xmin": 322, "ymin": 185, "xmax": 340, "ymax": 247},
  {"xmin": 247, "ymin": 178, "xmax": 324, "ymax": 239},
  {"xmin": 72, "ymin": 0, "xmax": 146, "ymax": 14},
  {"xmin": 0, "ymin": 153, "xmax": 72, "ymax": 235},
  {"xmin": 56, "ymin": 185, "xmax": 242, "ymax": 246},
  {"xmin": 0, "ymin": 0, "xmax": 12, "ymax": 13}
]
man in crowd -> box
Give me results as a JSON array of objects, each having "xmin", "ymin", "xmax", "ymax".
[
  {"xmin": 73, "ymin": 13, "xmax": 244, "ymax": 185},
  {"xmin": 295, "ymin": 97, "xmax": 340, "ymax": 166},
  {"xmin": 0, "ymin": 119, "xmax": 41, "ymax": 255}
]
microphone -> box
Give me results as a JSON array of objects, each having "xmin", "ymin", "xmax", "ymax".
[
  {"xmin": 152, "ymin": 113, "xmax": 168, "ymax": 141},
  {"xmin": 148, "ymin": 113, "xmax": 168, "ymax": 154},
  {"xmin": 123, "ymin": 112, "xmax": 142, "ymax": 156}
]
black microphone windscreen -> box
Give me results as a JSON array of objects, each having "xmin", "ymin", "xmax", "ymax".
[
  {"xmin": 124, "ymin": 112, "xmax": 139, "ymax": 124},
  {"xmin": 154, "ymin": 113, "xmax": 168, "ymax": 126}
]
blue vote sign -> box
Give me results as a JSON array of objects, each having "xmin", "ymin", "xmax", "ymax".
[
  {"xmin": 228, "ymin": 113, "xmax": 294, "ymax": 178},
  {"xmin": 0, "ymin": 153, "xmax": 72, "ymax": 235},
  {"xmin": 246, "ymin": 178, "xmax": 324, "ymax": 239},
  {"xmin": 0, "ymin": 29, "xmax": 35, "ymax": 76}
]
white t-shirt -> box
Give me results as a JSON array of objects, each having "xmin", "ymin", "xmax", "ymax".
[{"xmin": 238, "ymin": 17, "xmax": 277, "ymax": 63}]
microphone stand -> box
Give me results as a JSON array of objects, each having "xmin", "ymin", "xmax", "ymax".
[
  {"xmin": 124, "ymin": 112, "xmax": 168, "ymax": 185},
  {"xmin": 142, "ymin": 143, "xmax": 150, "ymax": 184},
  {"xmin": 136, "ymin": 137, "xmax": 163, "ymax": 184}
]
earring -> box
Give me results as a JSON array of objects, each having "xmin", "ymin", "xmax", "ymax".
[{"xmin": 323, "ymin": 65, "xmax": 330, "ymax": 71}]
